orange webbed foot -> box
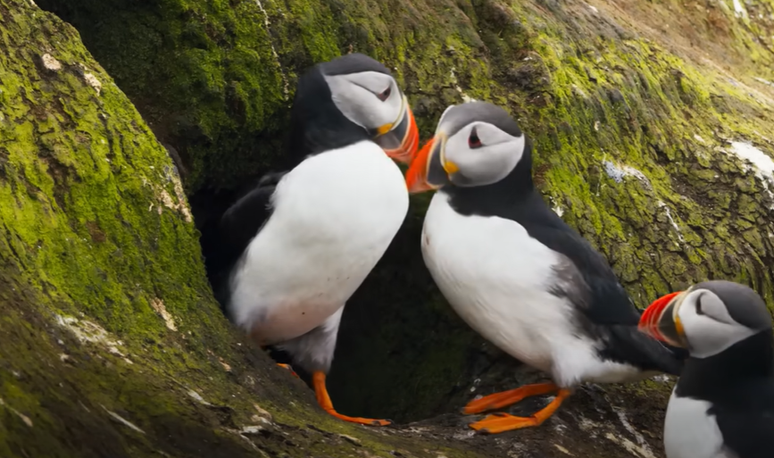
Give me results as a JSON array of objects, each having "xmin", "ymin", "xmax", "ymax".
[
  {"xmin": 463, "ymin": 382, "xmax": 559, "ymax": 415},
  {"xmin": 313, "ymin": 371, "xmax": 391, "ymax": 426},
  {"xmin": 468, "ymin": 389, "xmax": 571, "ymax": 434}
]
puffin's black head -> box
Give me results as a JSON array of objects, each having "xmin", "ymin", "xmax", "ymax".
[
  {"xmin": 286, "ymin": 53, "xmax": 419, "ymax": 163},
  {"xmin": 638, "ymin": 280, "xmax": 773, "ymax": 359},
  {"xmin": 404, "ymin": 101, "xmax": 531, "ymax": 194}
]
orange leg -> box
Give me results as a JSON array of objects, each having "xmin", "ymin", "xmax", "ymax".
[
  {"xmin": 312, "ymin": 372, "xmax": 391, "ymax": 426},
  {"xmin": 469, "ymin": 389, "xmax": 572, "ymax": 434},
  {"xmin": 276, "ymin": 363, "xmax": 299, "ymax": 378},
  {"xmin": 463, "ymin": 382, "xmax": 559, "ymax": 415}
]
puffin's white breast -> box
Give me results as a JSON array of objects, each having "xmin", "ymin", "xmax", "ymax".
[
  {"xmin": 420, "ymin": 192, "xmax": 641, "ymax": 386},
  {"xmin": 229, "ymin": 141, "xmax": 408, "ymax": 344},
  {"xmin": 663, "ymin": 389, "xmax": 729, "ymax": 458}
]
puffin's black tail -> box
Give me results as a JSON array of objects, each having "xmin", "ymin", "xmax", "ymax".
[{"xmin": 603, "ymin": 324, "xmax": 687, "ymax": 376}]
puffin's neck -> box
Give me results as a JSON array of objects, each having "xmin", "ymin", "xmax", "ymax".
[
  {"xmin": 285, "ymin": 108, "xmax": 370, "ymax": 159},
  {"xmin": 282, "ymin": 70, "xmax": 370, "ymax": 168},
  {"xmin": 442, "ymin": 152, "xmax": 536, "ymax": 217},
  {"xmin": 677, "ymin": 330, "xmax": 774, "ymax": 396}
]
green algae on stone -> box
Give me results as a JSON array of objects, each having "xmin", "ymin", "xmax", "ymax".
[
  {"xmin": 0, "ymin": 1, "xmax": 505, "ymax": 456},
  {"xmin": 23, "ymin": 0, "xmax": 774, "ymax": 454}
]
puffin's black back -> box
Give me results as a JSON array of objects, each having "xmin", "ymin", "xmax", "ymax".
[
  {"xmin": 443, "ymin": 141, "xmax": 687, "ymax": 375},
  {"xmin": 676, "ymin": 329, "xmax": 774, "ymax": 458}
]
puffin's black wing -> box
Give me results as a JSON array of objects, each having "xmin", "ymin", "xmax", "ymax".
[
  {"xmin": 516, "ymin": 199, "xmax": 685, "ymax": 375},
  {"xmin": 712, "ymin": 378, "xmax": 774, "ymax": 458},
  {"xmin": 518, "ymin": 207, "xmax": 640, "ymax": 325},
  {"xmin": 203, "ymin": 172, "xmax": 286, "ymax": 310}
]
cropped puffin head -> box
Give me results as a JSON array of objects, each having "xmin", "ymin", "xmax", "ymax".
[
  {"xmin": 405, "ymin": 101, "xmax": 529, "ymax": 193},
  {"xmin": 638, "ymin": 280, "xmax": 773, "ymax": 359},
  {"xmin": 289, "ymin": 53, "xmax": 419, "ymax": 163}
]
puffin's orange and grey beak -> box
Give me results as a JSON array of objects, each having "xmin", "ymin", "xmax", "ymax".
[
  {"xmin": 374, "ymin": 97, "xmax": 420, "ymax": 164},
  {"xmin": 638, "ymin": 291, "xmax": 688, "ymax": 348},
  {"xmin": 406, "ymin": 135, "xmax": 453, "ymax": 193}
]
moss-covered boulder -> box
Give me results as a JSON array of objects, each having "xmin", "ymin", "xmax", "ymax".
[
  {"xmin": 5, "ymin": 0, "xmax": 774, "ymax": 456},
  {"xmin": 0, "ymin": 1, "xmax": 488, "ymax": 456}
]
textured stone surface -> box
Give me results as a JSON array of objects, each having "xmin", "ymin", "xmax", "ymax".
[{"xmin": 3, "ymin": 0, "xmax": 774, "ymax": 456}]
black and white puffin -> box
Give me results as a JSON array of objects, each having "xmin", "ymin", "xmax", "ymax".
[
  {"xmin": 639, "ymin": 280, "xmax": 774, "ymax": 458},
  {"xmin": 404, "ymin": 101, "xmax": 685, "ymax": 433},
  {"xmin": 205, "ymin": 53, "xmax": 419, "ymax": 426}
]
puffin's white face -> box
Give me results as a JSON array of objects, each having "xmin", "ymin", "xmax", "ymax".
[
  {"xmin": 324, "ymin": 71, "xmax": 417, "ymax": 163},
  {"xmin": 442, "ymin": 121, "xmax": 525, "ymax": 187},
  {"xmin": 639, "ymin": 281, "xmax": 772, "ymax": 359},
  {"xmin": 405, "ymin": 101, "xmax": 527, "ymax": 193},
  {"xmin": 325, "ymin": 71, "xmax": 403, "ymax": 133}
]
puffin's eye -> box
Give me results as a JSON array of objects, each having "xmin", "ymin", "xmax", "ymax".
[
  {"xmin": 695, "ymin": 295, "xmax": 704, "ymax": 316},
  {"xmin": 468, "ymin": 127, "xmax": 483, "ymax": 149},
  {"xmin": 377, "ymin": 86, "xmax": 391, "ymax": 102}
]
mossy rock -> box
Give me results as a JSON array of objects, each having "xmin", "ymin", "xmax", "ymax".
[{"xmin": 4, "ymin": 0, "xmax": 774, "ymax": 456}]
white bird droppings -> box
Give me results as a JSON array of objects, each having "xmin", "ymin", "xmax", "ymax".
[
  {"xmin": 450, "ymin": 67, "xmax": 474, "ymax": 103},
  {"xmin": 726, "ymin": 141, "xmax": 774, "ymax": 205},
  {"xmin": 253, "ymin": 0, "xmax": 289, "ymax": 98},
  {"xmin": 55, "ymin": 315, "xmax": 133, "ymax": 363},
  {"xmin": 41, "ymin": 53, "xmax": 62, "ymax": 71},
  {"xmin": 728, "ymin": 141, "xmax": 774, "ymax": 180},
  {"xmin": 253, "ymin": 404, "xmax": 273, "ymax": 421},
  {"xmin": 150, "ymin": 297, "xmax": 177, "ymax": 331},
  {"xmin": 102, "ymin": 405, "xmax": 145, "ymax": 434},
  {"xmin": 83, "ymin": 72, "xmax": 102, "ymax": 94},
  {"xmin": 732, "ymin": 0, "xmax": 748, "ymax": 19},
  {"xmin": 241, "ymin": 425, "xmax": 266, "ymax": 435},
  {"xmin": 604, "ymin": 432, "xmax": 656, "ymax": 458},
  {"xmin": 754, "ymin": 77, "xmax": 774, "ymax": 87},
  {"xmin": 603, "ymin": 160, "xmax": 652, "ymax": 189},
  {"xmin": 188, "ymin": 390, "xmax": 212, "ymax": 406},
  {"xmin": 657, "ymin": 201, "xmax": 684, "ymax": 242},
  {"xmin": 613, "ymin": 407, "xmax": 654, "ymax": 457},
  {"xmin": 0, "ymin": 398, "xmax": 33, "ymax": 427}
]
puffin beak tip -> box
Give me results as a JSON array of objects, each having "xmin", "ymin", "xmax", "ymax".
[
  {"xmin": 382, "ymin": 107, "xmax": 420, "ymax": 164},
  {"xmin": 638, "ymin": 291, "xmax": 685, "ymax": 346},
  {"xmin": 405, "ymin": 136, "xmax": 439, "ymax": 194}
]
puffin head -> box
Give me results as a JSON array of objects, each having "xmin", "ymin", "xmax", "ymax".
[
  {"xmin": 289, "ymin": 53, "xmax": 419, "ymax": 163},
  {"xmin": 638, "ymin": 280, "xmax": 772, "ymax": 359},
  {"xmin": 405, "ymin": 101, "xmax": 529, "ymax": 193}
]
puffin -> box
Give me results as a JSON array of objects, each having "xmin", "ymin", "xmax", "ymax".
[
  {"xmin": 204, "ymin": 53, "xmax": 419, "ymax": 426},
  {"xmin": 404, "ymin": 101, "xmax": 685, "ymax": 433},
  {"xmin": 639, "ymin": 280, "xmax": 774, "ymax": 458}
]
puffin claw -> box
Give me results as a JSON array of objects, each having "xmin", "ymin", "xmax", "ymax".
[{"xmin": 276, "ymin": 363, "xmax": 300, "ymax": 378}]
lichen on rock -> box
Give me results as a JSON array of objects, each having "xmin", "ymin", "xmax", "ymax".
[{"xmin": 4, "ymin": 0, "xmax": 774, "ymax": 456}]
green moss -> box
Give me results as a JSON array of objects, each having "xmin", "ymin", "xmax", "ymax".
[
  {"xmin": 25, "ymin": 0, "xmax": 774, "ymax": 448},
  {"xmin": 0, "ymin": 1, "xmax": 502, "ymax": 456}
]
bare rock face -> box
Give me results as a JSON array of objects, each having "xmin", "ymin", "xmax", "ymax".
[{"xmin": 3, "ymin": 0, "xmax": 774, "ymax": 457}]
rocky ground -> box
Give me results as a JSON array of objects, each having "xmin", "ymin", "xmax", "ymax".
[{"xmin": 1, "ymin": 0, "xmax": 773, "ymax": 457}]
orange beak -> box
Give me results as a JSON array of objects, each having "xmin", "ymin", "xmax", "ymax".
[
  {"xmin": 378, "ymin": 105, "xmax": 420, "ymax": 164},
  {"xmin": 405, "ymin": 136, "xmax": 441, "ymax": 193},
  {"xmin": 638, "ymin": 291, "xmax": 687, "ymax": 347}
]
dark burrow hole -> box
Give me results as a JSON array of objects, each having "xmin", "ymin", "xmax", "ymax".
[{"xmin": 190, "ymin": 176, "xmax": 537, "ymax": 424}]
